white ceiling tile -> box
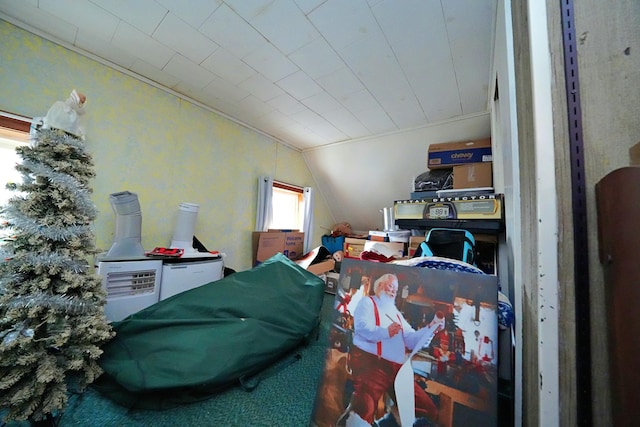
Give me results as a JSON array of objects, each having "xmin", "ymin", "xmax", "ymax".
[
  {"xmin": 202, "ymin": 97, "xmax": 246, "ymax": 121},
  {"xmin": 199, "ymin": 4, "xmax": 266, "ymax": 58},
  {"xmin": 155, "ymin": 0, "xmax": 222, "ymax": 28},
  {"xmin": 372, "ymin": 0, "xmax": 442, "ymax": 47},
  {"xmin": 289, "ymin": 135, "xmax": 330, "ymax": 150},
  {"xmin": 0, "ymin": 1, "xmax": 78, "ymax": 44},
  {"xmin": 339, "ymin": 31, "xmax": 415, "ymax": 106},
  {"xmin": 238, "ymin": 95, "xmax": 274, "ymax": 119},
  {"xmin": 256, "ymin": 109, "xmax": 299, "ymax": 133},
  {"xmin": 267, "ymin": 93, "xmax": 307, "ymax": 116},
  {"xmin": 306, "ymin": 120, "xmax": 347, "ymax": 142},
  {"xmin": 0, "ymin": 0, "xmax": 36, "ymax": 18},
  {"xmin": 163, "ymin": 54, "xmax": 215, "ymax": 89},
  {"xmin": 308, "ymin": 0, "xmax": 378, "ymax": 51},
  {"xmin": 340, "ymin": 89, "xmax": 379, "ymax": 113},
  {"xmin": 238, "ymin": 73, "xmax": 284, "ymax": 102},
  {"xmin": 75, "ymin": 29, "xmax": 137, "ymax": 68},
  {"xmin": 202, "ymin": 76, "xmax": 250, "ymax": 104},
  {"xmin": 0, "ymin": 0, "xmax": 36, "ymax": 8},
  {"xmin": 321, "ymin": 108, "xmax": 370, "ymax": 139},
  {"xmin": 352, "ymin": 105, "xmax": 397, "ymax": 135},
  {"xmin": 383, "ymin": 99, "xmax": 427, "ymax": 129},
  {"xmin": 315, "ymin": 67, "xmax": 366, "ymax": 103},
  {"xmin": 373, "ymin": 0, "xmax": 461, "ymax": 121},
  {"xmin": 443, "ymin": 0, "xmax": 495, "ymax": 114},
  {"xmin": 0, "ymin": 0, "xmax": 498, "ymax": 150},
  {"xmin": 276, "ymin": 123, "xmax": 328, "ymax": 148},
  {"xmin": 410, "ymin": 64, "xmax": 462, "ymax": 121},
  {"xmin": 249, "ymin": 0, "xmax": 319, "ymax": 55},
  {"xmin": 39, "ymin": 0, "xmax": 118, "ymax": 42},
  {"xmin": 287, "ymin": 37, "xmax": 344, "ymax": 80},
  {"xmin": 90, "ymin": 0, "xmax": 167, "ymax": 35},
  {"xmin": 223, "ymin": 0, "xmax": 273, "ymax": 20},
  {"xmin": 153, "ymin": 13, "xmax": 219, "ymax": 64},
  {"xmin": 289, "ymin": 108, "xmax": 324, "ymax": 126},
  {"xmin": 201, "ymin": 48, "xmax": 257, "ymax": 85},
  {"xmin": 276, "ymin": 70, "xmax": 322, "ymax": 100},
  {"xmin": 301, "ymin": 92, "xmax": 342, "ymax": 115},
  {"xmin": 339, "ymin": 30, "xmax": 428, "ymax": 128},
  {"xmin": 129, "ymin": 59, "xmax": 181, "ymax": 88},
  {"xmin": 111, "ymin": 21, "xmax": 174, "ymax": 69},
  {"xmin": 241, "ymin": 42, "xmax": 299, "ymax": 82},
  {"xmin": 173, "ymin": 80, "xmax": 207, "ymax": 100},
  {"xmin": 293, "ymin": 0, "xmax": 324, "ymax": 14}
]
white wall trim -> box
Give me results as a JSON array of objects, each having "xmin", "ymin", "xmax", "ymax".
[{"xmin": 528, "ymin": 1, "xmax": 560, "ymax": 425}]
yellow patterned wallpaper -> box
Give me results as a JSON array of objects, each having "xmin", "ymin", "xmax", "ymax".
[{"xmin": 0, "ymin": 21, "xmax": 334, "ymax": 271}]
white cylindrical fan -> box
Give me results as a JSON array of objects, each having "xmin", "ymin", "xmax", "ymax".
[{"xmin": 170, "ymin": 202, "xmax": 200, "ymax": 255}]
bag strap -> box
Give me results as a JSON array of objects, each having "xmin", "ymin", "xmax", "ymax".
[{"xmin": 417, "ymin": 241, "xmax": 434, "ymax": 257}]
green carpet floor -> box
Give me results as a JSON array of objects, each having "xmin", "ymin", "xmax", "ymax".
[{"xmin": 2, "ymin": 293, "xmax": 336, "ymax": 427}]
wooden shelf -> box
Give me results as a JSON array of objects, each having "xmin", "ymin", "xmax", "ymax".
[{"xmin": 395, "ymin": 218, "xmax": 504, "ymax": 234}]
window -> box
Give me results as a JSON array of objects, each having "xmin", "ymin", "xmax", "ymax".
[
  {"xmin": 1, "ymin": 114, "xmax": 30, "ymax": 240},
  {"xmin": 270, "ymin": 181, "xmax": 304, "ymax": 231},
  {"xmin": 0, "ymin": 115, "xmax": 29, "ymax": 208}
]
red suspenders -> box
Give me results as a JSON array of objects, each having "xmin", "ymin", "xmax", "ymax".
[{"xmin": 369, "ymin": 296, "xmax": 382, "ymax": 357}]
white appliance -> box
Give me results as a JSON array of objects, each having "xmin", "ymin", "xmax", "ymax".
[
  {"xmin": 169, "ymin": 202, "xmax": 200, "ymax": 256},
  {"xmin": 106, "ymin": 191, "xmax": 145, "ymax": 257},
  {"xmin": 160, "ymin": 257, "xmax": 223, "ymax": 300},
  {"xmin": 98, "ymin": 259, "xmax": 162, "ymax": 322}
]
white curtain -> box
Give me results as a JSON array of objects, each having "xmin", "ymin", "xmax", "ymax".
[
  {"xmin": 302, "ymin": 186, "xmax": 315, "ymax": 253},
  {"xmin": 255, "ymin": 176, "xmax": 273, "ymax": 232}
]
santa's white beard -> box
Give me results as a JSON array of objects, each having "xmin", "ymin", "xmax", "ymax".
[{"xmin": 378, "ymin": 294, "xmax": 396, "ymax": 309}]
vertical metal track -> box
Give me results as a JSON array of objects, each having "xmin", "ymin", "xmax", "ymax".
[{"xmin": 560, "ymin": 1, "xmax": 592, "ymax": 425}]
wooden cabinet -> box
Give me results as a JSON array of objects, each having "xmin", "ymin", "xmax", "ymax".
[{"xmin": 596, "ymin": 167, "xmax": 640, "ymax": 426}]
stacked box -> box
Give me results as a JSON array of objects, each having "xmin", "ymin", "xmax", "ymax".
[
  {"xmin": 428, "ymin": 138, "xmax": 492, "ymax": 169},
  {"xmin": 344, "ymin": 237, "xmax": 367, "ymax": 259},
  {"xmin": 409, "ymin": 235, "xmax": 426, "ymax": 257},
  {"xmin": 453, "ymin": 162, "xmax": 493, "ymax": 189},
  {"xmin": 252, "ymin": 230, "xmax": 304, "ymax": 266}
]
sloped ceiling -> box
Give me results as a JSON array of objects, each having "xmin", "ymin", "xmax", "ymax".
[{"xmin": 0, "ymin": 0, "xmax": 497, "ymax": 151}]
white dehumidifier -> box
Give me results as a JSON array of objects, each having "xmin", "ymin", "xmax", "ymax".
[
  {"xmin": 98, "ymin": 259, "xmax": 162, "ymax": 322},
  {"xmin": 160, "ymin": 257, "xmax": 223, "ymax": 300}
]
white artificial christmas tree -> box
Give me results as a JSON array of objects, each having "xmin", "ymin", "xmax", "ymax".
[{"xmin": 0, "ymin": 91, "xmax": 113, "ymax": 424}]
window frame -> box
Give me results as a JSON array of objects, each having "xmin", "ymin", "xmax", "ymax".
[
  {"xmin": 1, "ymin": 113, "xmax": 30, "ymax": 239},
  {"xmin": 270, "ymin": 180, "xmax": 304, "ymax": 231}
]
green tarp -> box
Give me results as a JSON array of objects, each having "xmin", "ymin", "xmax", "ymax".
[{"xmin": 94, "ymin": 253, "xmax": 325, "ymax": 409}]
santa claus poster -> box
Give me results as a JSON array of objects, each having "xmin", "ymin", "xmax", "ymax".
[{"xmin": 310, "ymin": 258, "xmax": 499, "ymax": 427}]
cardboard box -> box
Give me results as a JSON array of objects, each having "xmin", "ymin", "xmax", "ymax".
[
  {"xmin": 368, "ymin": 230, "xmax": 389, "ymax": 242},
  {"xmin": 344, "ymin": 237, "xmax": 367, "ymax": 259},
  {"xmin": 428, "ymin": 138, "xmax": 492, "ymax": 169},
  {"xmin": 453, "ymin": 162, "xmax": 493, "ymax": 189},
  {"xmin": 409, "ymin": 235, "xmax": 426, "ymax": 257},
  {"xmin": 252, "ymin": 231, "xmax": 304, "ymax": 266}
]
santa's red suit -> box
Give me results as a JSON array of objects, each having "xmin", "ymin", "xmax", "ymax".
[{"xmin": 347, "ymin": 294, "xmax": 439, "ymax": 426}]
